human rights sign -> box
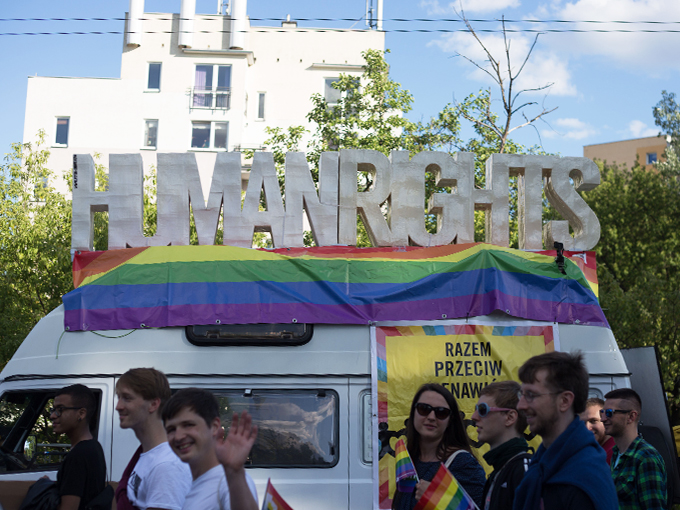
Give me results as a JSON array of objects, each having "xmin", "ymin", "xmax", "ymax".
[{"xmin": 371, "ymin": 321, "xmax": 559, "ymax": 509}]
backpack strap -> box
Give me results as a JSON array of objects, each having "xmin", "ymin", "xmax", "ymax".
[{"xmin": 444, "ymin": 449, "xmax": 468, "ymax": 468}]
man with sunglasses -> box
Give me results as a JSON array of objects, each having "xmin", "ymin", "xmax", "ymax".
[
  {"xmin": 50, "ymin": 384, "xmax": 106, "ymax": 510},
  {"xmin": 603, "ymin": 388, "xmax": 667, "ymax": 510},
  {"xmin": 471, "ymin": 381, "xmax": 531, "ymax": 510},
  {"xmin": 513, "ymin": 352, "xmax": 618, "ymax": 510},
  {"xmin": 579, "ymin": 397, "xmax": 615, "ymax": 464}
]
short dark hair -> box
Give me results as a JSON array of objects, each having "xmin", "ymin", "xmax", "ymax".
[
  {"xmin": 55, "ymin": 384, "xmax": 96, "ymax": 422},
  {"xmin": 518, "ymin": 351, "xmax": 589, "ymax": 414},
  {"xmin": 585, "ymin": 397, "xmax": 605, "ymax": 409},
  {"xmin": 480, "ymin": 380, "xmax": 527, "ymax": 434},
  {"xmin": 604, "ymin": 388, "xmax": 642, "ymax": 413},
  {"xmin": 117, "ymin": 368, "xmax": 171, "ymax": 413},
  {"xmin": 405, "ymin": 383, "xmax": 472, "ymax": 463},
  {"xmin": 161, "ymin": 388, "xmax": 219, "ymax": 426}
]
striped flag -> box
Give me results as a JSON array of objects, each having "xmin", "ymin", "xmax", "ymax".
[
  {"xmin": 395, "ymin": 437, "xmax": 419, "ymax": 492},
  {"xmin": 261, "ymin": 479, "xmax": 294, "ymax": 510},
  {"xmin": 413, "ymin": 463, "xmax": 478, "ymax": 510}
]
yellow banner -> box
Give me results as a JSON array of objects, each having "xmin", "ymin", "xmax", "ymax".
[{"xmin": 372, "ymin": 321, "xmax": 558, "ymax": 509}]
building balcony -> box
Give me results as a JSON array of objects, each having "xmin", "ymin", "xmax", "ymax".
[{"xmin": 190, "ymin": 86, "xmax": 231, "ymax": 110}]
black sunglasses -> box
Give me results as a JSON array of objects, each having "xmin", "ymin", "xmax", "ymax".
[
  {"xmin": 415, "ymin": 402, "xmax": 452, "ymax": 420},
  {"xmin": 600, "ymin": 408, "xmax": 632, "ymax": 419}
]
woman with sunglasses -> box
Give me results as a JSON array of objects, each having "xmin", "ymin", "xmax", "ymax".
[{"xmin": 392, "ymin": 383, "xmax": 485, "ymax": 510}]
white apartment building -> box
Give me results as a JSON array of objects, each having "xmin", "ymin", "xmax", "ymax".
[{"xmin": 23, "ymin": 0, "xmax": 385, "ymax": 194}]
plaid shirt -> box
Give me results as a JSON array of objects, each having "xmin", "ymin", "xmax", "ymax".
[{"xmin": 611, "ymin": 435, "xmax": 667, "ymax": 510}]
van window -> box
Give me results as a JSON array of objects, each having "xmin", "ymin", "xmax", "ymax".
[
  {"xmin": 215, "ymin": 389, "xmax": 338, "ymax": 468},
  {"xmin": 186, "ymin": 323, "xmax": 312, "ymax": 346},
  {"xmin": 360, "ymin": 391, "xmax": 372, "ymax": 464},
  {"xmin": 0, "ymin": 390, "xmax": 100, "ymax": 473}
]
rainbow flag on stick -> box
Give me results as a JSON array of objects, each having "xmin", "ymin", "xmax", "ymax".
[
  {"xmin": 261, "ymin": 479, "xmax": 294, "ymax": 510},
  {"xmin": 395, "ymin": 437, "xmax": 419, "ymax": 492},
  {"xmin": 413, "ymin": 463, "xmax": 478, "ymax": 510}
]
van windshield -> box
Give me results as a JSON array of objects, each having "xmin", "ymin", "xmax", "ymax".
[{"xmin": 0, "ymin": 391, "xmax": 68, "ymax": 472}]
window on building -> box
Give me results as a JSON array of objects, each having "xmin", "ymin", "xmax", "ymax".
[
  {"xmin": 55, "ymin": 118, "xmax": 69, "ymax": 146},
  {"xmin": 147, "ymin": 63, "xmax": 162, "ymax": 90},
  {"xmin": 191, "ymin": 121, "xmax": 228, "ymax": 150},
  {"xmin": 144, "ymin": 120, "xmax": 158, "ymax": 149},
  {"xmin": 257, "ymin": 92, "xmax": 266, "ymax": 120},
  {"xmin": 193, "ymin": 65, "xmax": 231, "ymax": 109},
  {"xmin": 647, "ymin": 152, "xmax": 658, "ymax": 165},
  {"xmin": 324, "ymin": 78, "xmax": 341, "ymax": 105}
]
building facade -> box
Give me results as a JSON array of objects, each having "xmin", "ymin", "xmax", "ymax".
[
  {"xmin": 583, "ymin": 135, "xmax": 669, "ymax": 171},
  {"xmin": 22, "ymin": 0, "xmax": 385, "ymax": 194}
]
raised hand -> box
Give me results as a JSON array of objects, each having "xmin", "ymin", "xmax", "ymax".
[{"xmin": 215, "ymin": 410, "xmax": 258, "ymax": 473}]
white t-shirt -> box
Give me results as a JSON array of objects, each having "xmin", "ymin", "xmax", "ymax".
[
  {"xmin": 128, "ymin": 442, "xmax": 192, "ymax": 510},
  {"xmin": 181, "ymin": 465, "xmax": 258, "ymax": 510}
]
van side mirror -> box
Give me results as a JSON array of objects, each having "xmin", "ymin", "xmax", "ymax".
[{"xmin": 24, "ymin": 435, "xmax": 36, "ymax": 461}]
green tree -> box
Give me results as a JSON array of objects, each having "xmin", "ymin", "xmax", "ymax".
[
  {"xmin": 653, "ymin": 90, "xmax": 679, "ymax": 152},
  {"xmin": 582, "ymin": 152, "xmax": 680, "ymax": 417},
  {"xmin": 0, "ymin": 132, "xmax": 73, "ymax": 369},
  {"xmin": 585, "ymin": 91, "xmax": 680, "ymax": 418},
  {"xmin": 259, "ymin": 49, "xmax": 552, "ymax": 248}
]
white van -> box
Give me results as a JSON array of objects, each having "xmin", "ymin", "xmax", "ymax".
[{"xmin": 0, "ymin": 302, "xmax": 639, "ymax": 510}]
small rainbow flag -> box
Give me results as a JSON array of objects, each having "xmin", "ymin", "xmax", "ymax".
[
  {"xmin": 413, "ymin": 463, "xmax": 478, "ymax": 510},
  {"xmin": 395, "ymin": 437, "xmax": 419, "ymax": 492},
  {"xmin": 261, "ymin": 479, "xmax": 294, "ymax": 510}
]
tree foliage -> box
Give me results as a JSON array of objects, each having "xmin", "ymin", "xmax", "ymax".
[
  {"xmin": 0, "ymin": 132, "xmax": 73, "ymax": 369},
  {"xmin": 582, "ymin": 100, "xmax": 680, "ymax": 417},
  {"xmin": 653, "ymin": 90, "xmax": 680, "ymax": 152}
]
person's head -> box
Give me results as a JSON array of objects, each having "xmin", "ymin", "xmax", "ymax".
[
  {"xmin": 517, "ymin": 352, "xmax": 588, "ymax": 440},
  {"xmin": 405, "ymin": 383, "xmax": 470, "ymax": 461},
  {"xmin": 602, "ymin": 388, "xmax": 641, "ymax": 439},
  {"xmin": 51, "ymin": 384, "xmax": 96, "ymax": 436},
  {"xmin": 162, "ymin": 388, "xmax": 222, "ymax": 470},
  {"xmin": 471, "ymin": 381, "xmax": 526, "ymax": 449},
  {"xmin": 580, "ymin": 397, "xmax": 607, "ymax": 445},
  {"xmin": 116, "ymin": 368, "xmax": 171, "ymax": 429}
]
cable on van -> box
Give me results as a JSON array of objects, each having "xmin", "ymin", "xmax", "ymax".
[{"xmin": 56, "ymin": 329, "xmax": 137, "ymax": 359}]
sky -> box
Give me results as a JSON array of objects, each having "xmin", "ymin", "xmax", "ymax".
[{"xmin": 2, "ymin": 0, "xmax": 679, "ymax": 160}]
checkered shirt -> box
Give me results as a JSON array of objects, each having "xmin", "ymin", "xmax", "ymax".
[{"xmin": 611, "ymin": 435, "xmax": 667, "ymax": 510}]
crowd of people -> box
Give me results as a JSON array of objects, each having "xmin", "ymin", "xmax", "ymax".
[
  {"xmin": 30, "ymin": 352, "xmax": 670, "ymax": 510},
  {"xmin": 397, "ymin": 351, "xmax": 669, "ymax": 510},
  {"xmin": 40, "ymin": 368, "xmax": 258, "ymax": 510}
]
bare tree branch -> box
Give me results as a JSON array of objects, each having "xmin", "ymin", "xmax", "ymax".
[
  {"xmin": 453, "ymin": 7, "xmax": 556, "ymax": 153},
  {"xmin": 507, "ymin": 107, "xmax": 558, "ymax": 135}
]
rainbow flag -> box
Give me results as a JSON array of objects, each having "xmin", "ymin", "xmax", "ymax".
[
  {"xmin": 63, "ymin": 243, "xmax": 607, "ymax": 332},
  {"xmin": 414, "ymin": 463, "xmax": 478, "ymax": 510},
  {"xmin": 261, "ymin": 479, "xmax": 294, "ymax": 510},
  {"xmin": 395, "ymin": 437, "xmax": 418, "ymax": 492}
]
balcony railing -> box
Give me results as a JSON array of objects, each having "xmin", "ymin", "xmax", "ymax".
[{"xmin": 191, "ymin": 86, "xmax": 231, "ymax": 110}]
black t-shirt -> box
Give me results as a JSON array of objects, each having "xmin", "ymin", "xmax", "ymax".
[{"xmin": 57, "ymin": 439, "xmax": 106, "ymax": 510}]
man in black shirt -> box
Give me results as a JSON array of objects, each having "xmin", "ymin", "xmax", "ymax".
[{"xmin": 50, "ymin": 384, "xmax": 106, "ymax": 510}]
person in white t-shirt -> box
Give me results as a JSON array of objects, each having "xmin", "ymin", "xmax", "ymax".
[
  {"xmin": 115, "ymin": 368, "xmax": 192, "ymax": 510},
  {"xmin": 162, "ymin": 388, "xmax": 259, "ymax": 510}
]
